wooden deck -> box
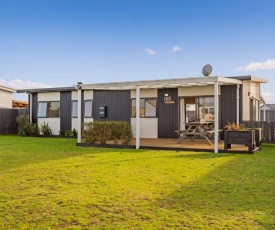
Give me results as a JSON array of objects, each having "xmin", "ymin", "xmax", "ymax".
[
  {"xmin": 78, "ymin": 138, "xmax": 261, "ymax": 153},
  {"xmin": 138, "ymin": 138, "xmax": 261, "ymax": 153}
]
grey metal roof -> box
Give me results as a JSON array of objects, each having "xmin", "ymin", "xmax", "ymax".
[
  {"xmin": 16, "ymin": 75, "xmax": 268, "ymax": 93},
  {"xmin": 16, "ymin": 86, "xmax": 76, "ymax": 94},
  {"xmin": 226, "ymin": 75, "xmax": 268, "ymax": 83}
]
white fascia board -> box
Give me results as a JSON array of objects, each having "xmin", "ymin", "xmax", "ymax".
[{"xmin": 0, "ymin": 85, "xmax": 16, "ymax": 93}]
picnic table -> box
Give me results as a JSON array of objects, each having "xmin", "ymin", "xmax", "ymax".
[{"xmin": 175, "ymin": 121, "xmax": 217, "ymax": 145}]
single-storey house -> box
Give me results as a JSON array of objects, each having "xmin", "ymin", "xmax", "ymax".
[
  {"xmin": 261, "ymin": 104, "xmax": 275, "ymax": 110},
  {"xmin": 260, "ymin": 104, "xmax": 275, "ymax": 121},
  {"xmin": 0, "ymin": 85, "xmax": 16, "ymax": 109},
  {"xmin": 17, "ymin": 75, "xmax": 267, "ymax": 153}
]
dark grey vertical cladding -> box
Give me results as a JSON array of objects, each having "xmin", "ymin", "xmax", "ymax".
[
  {"xmin": 157, "ymin": 88, "xmax": 179, "ymax": 138},
  {"xmin": 93, "ymin": 90, "xmax": 131, "ymax": 122},
  {"xmin": 220, "ymin": 85, "xmax": 241, "ymax": 131},
  {"xmin": 32, "ymin": 93, "xmax": 38, "ymax": 123},
  {"xmin": 60, "ymin": 91, "xmax": 72, "ymax": 131}
]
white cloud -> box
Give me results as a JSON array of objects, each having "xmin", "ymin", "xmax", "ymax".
[
  {"xmin": 0, "ymin": 79, "xmax": 55, "ymax": 90},
  {"xmin": 236, "ymin": 59, "xmax": 275, "ymax": 71},
  {"xmin": 169, "ymin": 45, "xmax": 182, "ymax": 53},
  {"xmin": 261, "ymin": 92, "xmax": 275, "ymax": 103},
  {"xmin": 144, "ymin": 48, "xmax": 159, "ymax": 55}
]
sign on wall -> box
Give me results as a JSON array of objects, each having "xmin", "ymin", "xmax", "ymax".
[{"xmin": 164, "ymin": 94, "xmax": 174, "ymax": 104}]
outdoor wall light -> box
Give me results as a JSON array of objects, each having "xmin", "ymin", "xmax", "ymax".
[{"xmin": 76, "ymin": 82, "xmax": 83, "ymax": 89}]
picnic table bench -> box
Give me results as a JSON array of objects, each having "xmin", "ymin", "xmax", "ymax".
[{"xmin": 175, "ymin": 121, "xmax": 222, "ymax": 145}]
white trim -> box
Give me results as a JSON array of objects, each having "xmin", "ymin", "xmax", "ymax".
[
  {"xmin": 79, "ymin": 76, "xmax": 242, "ymax": 90},
  {"xmin": 135, "ymin": 86, "xmax": 140, "ymax": 149},
  {"xmin": 29, "ymin": 94, "xmax": 32, "ymax": 123},
  {"xmin": 77, "ymin": 88, "xmax": 82, "ymax": 143},
  {"xmin": 237, "ymin": 84, "xmax": 240, "ymax": 125},
  {"xmin": 214, "ymin": 81, "xmax": 219, "ymax": 153}
]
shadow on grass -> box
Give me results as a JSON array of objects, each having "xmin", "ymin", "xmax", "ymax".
[
  {"xmin": 0, "ymin": 135, "xmax": 186, "ymax": 170},
  {"xmin": 1, "ymin": 135, "xmax": 238, "ymax": 172},
  {"xmin": 1, "ymin": 136, "xmax": 147, "ymax": 170},
  {"xmin": 152, "ymin": 150, "xmax": 275, "ymax": 229}
]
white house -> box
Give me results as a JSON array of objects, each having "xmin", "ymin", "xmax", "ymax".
[{"xmin": 0, "ymin": 85, "xmax": 16, "ymax": 109}]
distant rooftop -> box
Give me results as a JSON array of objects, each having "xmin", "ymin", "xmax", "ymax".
[{"xmin": 0, "ymin": 85, "xmax": 16, "ymax": 93}]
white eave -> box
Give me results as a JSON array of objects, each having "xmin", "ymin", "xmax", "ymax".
[{"xmin": 76, "ymin": 76, "xmax": 242, "ymax": 90}]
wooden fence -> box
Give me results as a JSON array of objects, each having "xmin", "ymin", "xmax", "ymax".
[
  {"xmin": 243, "ymin": 120, "xmax": 275, "ymax": 143},
  {"xmin": 0, "ymin": 109, "xmax": 28, "ymax": 134}
]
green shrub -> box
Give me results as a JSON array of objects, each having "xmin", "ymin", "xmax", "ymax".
[
  {"xmin": 72, "ymin": 128, "xmax": 77, "ymax": 137},
  {"xmin": 16, "ymin": 115, "xmax": 39, "ymax": 136},
  {"xmin": 65, "ymin": 130, "xmax": 74, "ymax": 136},
  {"xmin": 82, "ymin": 122, "xmax": 98, "ymax": 143},
  {"xmin": 120, "ymin": 121, "xmax": 133, "ymax": 145},
  {"xmin": 60, "ymin": 129, "xmax": 77, "ymax": 137},
  {"xmin": 59, "ymin": 130, "xmax": 65, "ymax": 137},
  {"xmin": 16, "ymin": 115, "xmax": 29, "ymax": 127},
  {"xmin": 83, "ymin": 121, "xmax": 133, "ymax": 145},
  {"xmin": 109, "ymin": 121, "xmax": 122, "ymax": 144},
  {"xmin": 40, "ymin": 122, "xmax": 52, "ymax": 135}
]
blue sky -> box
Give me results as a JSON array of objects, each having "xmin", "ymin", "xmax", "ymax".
[{"xmin": 1, "ymin": 0, "xmax": 275, "ymax": 102}]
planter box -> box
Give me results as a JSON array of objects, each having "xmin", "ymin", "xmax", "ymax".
[{"xmin": 224, "ymin": 130, "xmax": 256, "ymax": 152}]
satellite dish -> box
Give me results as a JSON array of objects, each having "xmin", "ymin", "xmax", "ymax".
[{"xmin": 202, "ymin": 64, "xmax": 212, "ymax": 77}]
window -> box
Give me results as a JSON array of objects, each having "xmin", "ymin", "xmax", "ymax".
[
  {"xmin": 37, "ymin": 102, "xmax": 47, "ymax": 117},
  {"xmin": 72, "ymin": 101, "xmax": 78, "ymax": 118},
  {"xmin": 132, "ymin": 99, "xmax": 157, "ymax": 118},
  {"xmin": 145, "ymin": 99, "xmax": 157, "ymax": 117},
  {"xmin": 84, "ymin": 100, "xmax": 93, "ymax": 117},
  {"xmin": 196, "ymin": 97, "xmax": 214, "ymax": 121},
  {"xmin": 37, "ymin": 101, "xmax": 60, "ymax": 118}
]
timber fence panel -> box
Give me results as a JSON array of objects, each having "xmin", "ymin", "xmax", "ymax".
[
  {"xmin": 243, "ymin": 120, "xmax": 275, "ymax": 143},
  {"xmin": 0, "ymin": 109, "xmax": 28, "ymax": 134},
  {"xmin": 270, "ymin": 122, "xmax": 275, "ymax": 142}
]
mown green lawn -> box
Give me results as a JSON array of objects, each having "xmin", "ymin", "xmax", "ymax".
[{"xmin": 0, "ymin": 135, "xmax": 274, "ymax": 229}]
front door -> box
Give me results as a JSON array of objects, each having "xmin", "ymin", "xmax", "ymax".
[{"xmin": 157, "ymin": 88, "xmax": 179, "ymax": 138}]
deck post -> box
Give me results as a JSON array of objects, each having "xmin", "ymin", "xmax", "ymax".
[
  {"xmin": 77, "ymin": 85, "xmax": 82, "ymax": 144},
  {"xmin": 135, "ymin": 86, "xmax": 140, "ymax": 149},
  {"xmin": 237, "ymin": 84, "xmax": 240, "ymax": 125},
  {"xmin": 214, "ymin": 81, "xmax": 219, "ymax": 153}
]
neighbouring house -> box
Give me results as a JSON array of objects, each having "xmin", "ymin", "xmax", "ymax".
[
  {"xmin": 0, "ymin": 85, "xmax": 16, "ymax": 109},
  {"xmin": 17, "ymin": 75, "xmax": 267, "ymax": 152},
  {"xmin": 261, "ymin": 104, "xmax": 275, "ymax": 110},
  {"xmin": 260, "ymin": 104, "xmax": 275, "ymax": 121}
]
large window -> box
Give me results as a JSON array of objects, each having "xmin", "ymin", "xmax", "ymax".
[
  {"xmin": 37, "ymin": 101, "xmax": 60, "ymax": 118},
  {"xmin": 71, "ymin": 100, "xmax": 93, "ymax": 118},
  {"xmin": 132, "ymin": 99, "xmax": 157, "ymax": 117}
]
